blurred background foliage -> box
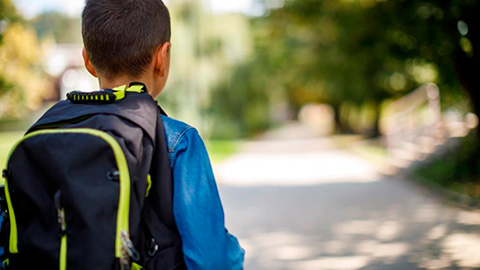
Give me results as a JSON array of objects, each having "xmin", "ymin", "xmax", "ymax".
[
  {"xmin": 0, "ymin": 0, "xmax": 50, "ymax": 121},
  {"xmin": 0, "ymin": 0, "xmax": 478, "ymax": 139},
  {"xmin": 31, "ymin": 11, "xmax": 82, "ymax": 44},
  {"xmin": 211, "ymin": 0, "xmax": 479, "ymax": 138}
]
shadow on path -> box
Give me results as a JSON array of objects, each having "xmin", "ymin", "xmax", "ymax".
[{"xmin": 219, "ymin": 178, "xmax": 480, "ymax": 270}]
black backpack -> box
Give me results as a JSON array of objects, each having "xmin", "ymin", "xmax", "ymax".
[{"xmin": 0, "ymin": 83, "xmax": 186, "ymax": 270}]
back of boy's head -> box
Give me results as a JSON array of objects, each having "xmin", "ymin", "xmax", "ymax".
[{"xmin": 82, "ymin": 0, "xmax": 171, "ymax": 79}]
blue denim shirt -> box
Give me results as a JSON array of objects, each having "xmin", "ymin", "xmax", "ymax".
[{"xmin": 162, "ymin": 115, "xmax": 245, "ymax": 270}]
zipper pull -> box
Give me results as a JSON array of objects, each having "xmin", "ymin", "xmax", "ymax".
[
  {"xmin": 120, "ymin": 230, "xmax": 140, "ymax": 269},
  {"xmin": 54, "ymin": 191, "xmax": 66, "ymax": 235}
]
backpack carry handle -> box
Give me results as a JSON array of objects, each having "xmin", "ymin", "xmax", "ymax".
[
  {"xmin": 67, "ymin": 90, "xmax": 117, "ymax": 104},
  {"xmin": 67, "ymin": 83, "xmax": 147, "ymax": 105}
]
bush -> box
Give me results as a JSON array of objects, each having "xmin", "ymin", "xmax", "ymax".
[{"xmin": 413, "ymin": 132, "xmax": 480, "ymax": 198}]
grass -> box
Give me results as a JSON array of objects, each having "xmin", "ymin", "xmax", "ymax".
[
  {"xmin": 331, "ymin": 134, "xmax": 365, "ymax": 149},
  {"xmin": 412, "ymin": 132, "xmax": 480, "ymax": 201},
  {"xmin": 205, "ymin": 140, "xmax": 241, "ymax": 163},
  {"xmin": 352, "ymin": 143, "xmax": 388, "ymax": 167},
  {"xmin": 333, "ymin": 135, "xmax": 389, "ymax": 167}
]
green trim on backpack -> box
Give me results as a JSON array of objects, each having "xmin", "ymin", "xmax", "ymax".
[
  {"xmin": 131, "ymin": 262, "xmax": 143, "ymax": 270},
  {"xmin": 127, "ymin": 85, "xmax": 145, "ymax": 93},
  {"xmin": 146, "ymin": 174, "xmax": 152, "ymax": 197},
  {"xmin": 3, "ymin": 179, "xmax": 17, "ymax": 253},
  {"xmin": 4, "ymin": 135, "xmax": 22, "ymax": 254},
  {"xmin": 112, "ymin": 85, "xmax": 126, "ymax": 100},
  {"xmin": 4, "ymin": 128, "xmax": 131, "ymax": 259},
  {"xmin": 113, "ymin": 84, "xmax": 145, "ymax": 100},
  {"xmin": 60, "ymin": 234, "xmax": 67, "ymax": 270}
]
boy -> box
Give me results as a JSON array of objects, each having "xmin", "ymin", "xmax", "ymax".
[{"xmin": 81, "ymin": 0, "xmax": 244, "ymax": 269}]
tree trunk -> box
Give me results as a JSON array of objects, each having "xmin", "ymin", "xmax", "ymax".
[
  {"xmin": 332, "ymin": 103, "xmax": 342, "ymax": 134},
  {"xmin": 332, "ymin": 103, "xmax": 354, "ymax": 134},
  {"xmin": 367, "ymin": 101, "xmax": 381, "ymax": 138},
  {"xmin": 453, "ymin": 49, "xmax": 480, "ymax": 138}
]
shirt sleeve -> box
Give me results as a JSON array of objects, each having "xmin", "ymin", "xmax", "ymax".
[{"xmin": 171, "ymin": 128, "xmax": 245, "ymax": 270}]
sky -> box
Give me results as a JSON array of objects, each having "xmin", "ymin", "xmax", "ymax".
[{"xmin": 13, "ymin": 0, "xmax": 255, "ymax": 19}]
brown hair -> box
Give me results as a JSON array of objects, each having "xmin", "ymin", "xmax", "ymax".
[{"xmin": 82, "ymin": 0, "xmax": 171, "ymax": 79}]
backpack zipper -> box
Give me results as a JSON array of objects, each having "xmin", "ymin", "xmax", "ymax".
[
  {"xmin": 55, "ymin": 191, "xmax": 67, "ymax": 270},
  {"xmin": 3, "ymin": 128, "xmax": 133, "ymax": 263}
]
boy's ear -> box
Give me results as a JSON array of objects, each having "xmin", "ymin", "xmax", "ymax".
[
  {"xmin": 154, "ymin": 42, "xmax": 171, "ymax": 77},
  {"xmin": 82, "ymin": 48, "xmax": 98, "ymax": 78}
]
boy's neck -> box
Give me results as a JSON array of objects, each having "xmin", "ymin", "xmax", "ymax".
[{"xmin": 99, "ymin": 75, "xmax": 155, "ymax": 96}]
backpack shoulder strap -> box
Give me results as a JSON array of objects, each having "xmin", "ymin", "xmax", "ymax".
[
  {"xmin": 146, "ymin": 109, "xmax": 176, "ymax": 228},
  {"xmin": 139, "ymin": 104, "xmax": 186, "ymax": 268}
]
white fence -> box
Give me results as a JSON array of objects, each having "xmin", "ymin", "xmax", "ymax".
[{"xmin": 384, "ymin": 83, "xmax": 454, "ymax": 167}]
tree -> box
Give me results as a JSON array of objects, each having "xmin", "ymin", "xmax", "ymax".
[
  {"xmin": 212, "ymin": 0, "xmax": 480, "ymax": 138},
  {"xmin": 0, "ymin": 0, "xmax": 52, "ymax": 118},
  {"xmin": 213, "ymin": 0, "xmax": 405, "ymax": 136},
  {"xmin": 0, "ymin": 0, "xmax": 19, "ymax": 97},
  {"xmin": 30, "ymin": 12, "xmax": 82, "ymax": 44},
  {"xmin": 380, "ymin": 0, "xmax": 479, "ymax": 123}
]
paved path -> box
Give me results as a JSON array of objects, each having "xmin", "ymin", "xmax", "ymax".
[{"xmin": 213, "ymin": 125, "xmax": 480, "ymax": 270}]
